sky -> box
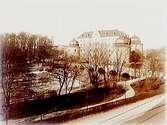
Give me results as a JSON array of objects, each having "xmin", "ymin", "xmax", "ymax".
[{"xmin": 0, "ymin": 0, "xmax": 166, "ymax": 49}]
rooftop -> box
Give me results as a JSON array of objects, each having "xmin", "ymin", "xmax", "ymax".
[{"xmin": 77, "ymin": 29, "xmax": 128, "ymax": 39}]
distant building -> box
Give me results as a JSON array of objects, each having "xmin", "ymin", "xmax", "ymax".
[
  {"xmin": 65, "ymin": 39, "xmax": 80, "ymax": 59},
  {"xmin": 55, "ymin": 39, "xmax": 80, "ymax": 60},
  {"xmin": 58, "ymin": 29, "xmax": 143, "ymax": 66},
  {"xmin": 130, "ymin": 35, "xmax": 143, "ymax": 52},
  {"xmin": 76, "ymin": 30, "xmax": 127, "ymax": 59},
  {"xmin": 74, "ymin": 30, "xmax": 143, "ymax": 64}
]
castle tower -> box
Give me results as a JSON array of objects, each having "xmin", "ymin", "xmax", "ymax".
[
  {"xmin": 68, "ymin": 39, "xmax": 80, "ymax": 60},
  {"xmin": 130, "ymin": 35, "xmax": 143, "ymax": 53}
]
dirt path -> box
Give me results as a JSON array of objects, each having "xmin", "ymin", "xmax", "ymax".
[{"xmin": 112, "ymin": 77, "xmax": 148, "ymax": 101}]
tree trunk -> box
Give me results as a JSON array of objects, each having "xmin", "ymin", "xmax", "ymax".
[
  {"xmin": 134, "ymin": 68, "xmax": 136, "ymax": 78},
  {"xmin": 134, "ymin": 64, "xmax": 137, "ymax": 78},
  {"xmin": 103, "ymin": 73, "xmax": 106, "ymax": 87},
  {"xmin": 69, "ymin": 77, "xmax": 76, "ymax": 94},
  {"xmin": 6, "ymin": 112, "xmax": 8, "ymax": 125}
]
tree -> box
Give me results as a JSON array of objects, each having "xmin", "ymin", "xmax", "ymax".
[
  {"xmin": 129, "ymin": 50, "xmax": 143, "ymax": 78},
  {"xmin": 16, "ymin": 32, "xmax": 54, "ymax": 64},
  {"xmin": 112, "ymin": 47, "xmax": 128, "ymax": 81},
  {"xmin": 122, "ymin": 72, "xmax": 130, "ymax": 80},
  {"xmin": 1, "ymin": 32, "xmax": 55, "ymax": 124},
  {"xmin": 98, "ymin": 67, "xmax": 106, "ymax": 81},
  {"xmin": 1, "ymin": 34, "xmax": 29, "ymax": 124},
  {"xmin": 109, "ymin": 70, "xmax": 117, "ymax": 81},
  {"xmin": 51, "ymin": 54, "xmax": 82, "ymax": 95},
  {"xmin": 83, "ymin": 41, "xmax": 110, "ymax": 87},
  {"xmin": 87, "ymin": 66, "xmax": 98, "ymax": 88},
  {"xmin": 37, "ymin": 36, "xmax": 53, "ymax": 63},
  {"xmin": 145, "ymin": 48, "xmax": 165, "ymax": 78}
]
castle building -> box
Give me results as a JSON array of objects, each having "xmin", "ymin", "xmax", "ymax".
[
  {"xmin": 74, "ymin": 30, "xmax": 143, "ymax": 65},
  {"xmin": 65, "ymin": 39, "xmax": 80, "ymax": 60},
  {"xmin": 59, "ymin": 29, "xmax": 143, "ymax": 70},
  {"xmin": 55, "ymin": 39, "xmax": 80, "ymax": 60},
  {"xmin": 130, "ymin": 35, "xmax": 143, "ymax": 52}
]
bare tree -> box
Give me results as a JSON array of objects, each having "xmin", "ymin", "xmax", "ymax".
[
  {"xmin": 112, "ymin": 47, "xmax": 128, "ymax": 81},
  {"xmin": 145, "ymin": 48, "xmax": 165, "ymax": 78},
  {"xmin": 1, "ymin": 34, "xmax": 28, "ymax": 124},
  {"xmin": 37, "ymin": 36, "xmax": 53, "ymax": 63},
  {"xmin": 129, "ymin": 50, "xmax": 143, "ymax": 78},
  {"xmin": 83, "ymin": 41, "xmax": 110, "ymax": 87},
  {"xmin": 1, "ymin": 32, "xmax": 55, "ymax": 124},
  {"xmin": 109, "ymin": 70, "xmax": 117, "ymax": 81},
  {"xmin": 51, "ymin": 54, "xmax": 82, "ymax": 95}
]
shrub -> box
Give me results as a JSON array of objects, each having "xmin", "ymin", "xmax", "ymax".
[
  {"xmin": 151, "ymin": 84, "xmax": 160, "ymax": 90},
  {"xmin": 115, "ymin": 85, "xmax": 125, "ymax": 94}
]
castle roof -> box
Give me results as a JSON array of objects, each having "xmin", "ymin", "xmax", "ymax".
[
  {"xmin": 77, "ymin": 29, "xmax": 127, "ymax": 39},
  {"xmin": 69, "ymin": 39, "xmax": 79, "ymax": 46},
  {"xmin": 131, "ymin": 35, "xmax": 141, "ymax": 44}
]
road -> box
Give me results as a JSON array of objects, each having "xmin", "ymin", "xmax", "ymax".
[
  {"xmin": 63, "ymin": 94, "xmax": 165, "ymax": 125},
  {"xmin": 112, "ymin": 77, "xmax": 147, "ymax": 102},
  {"xmin": 124, "ymin": 103, "xmax": 166, "ymax": 125}
]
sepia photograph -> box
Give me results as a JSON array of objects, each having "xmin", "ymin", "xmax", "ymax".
[{"xmin": 0, "ymin": 0, "xmax": 166, "ymax": 125}]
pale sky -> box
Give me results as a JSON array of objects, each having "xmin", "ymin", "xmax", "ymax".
[{"xmin": 0, "ymin": 0, "xmax": 166, "ymax": 49}]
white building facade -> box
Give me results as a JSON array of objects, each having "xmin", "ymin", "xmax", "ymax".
[{"xmin": 75, "ymin": 30, "xmax": 143, "ymax": 65}]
